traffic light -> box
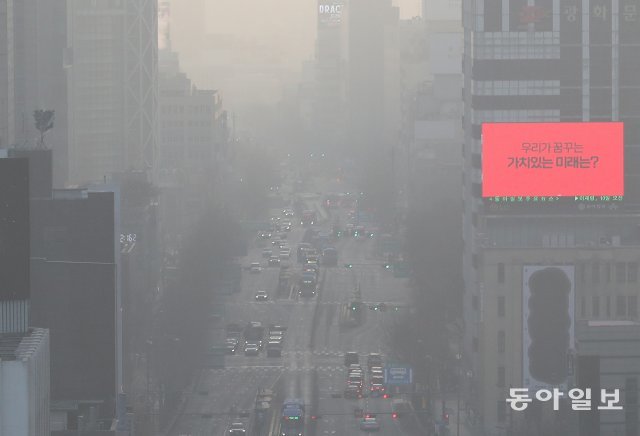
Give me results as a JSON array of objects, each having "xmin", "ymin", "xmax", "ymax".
[
  {"xmin": 382, "ymin": 263, "xmax": 391, "ymax": 269},
  {"xmin": 344, "ymin": 263, "xmax": 353, "ymax": 268},
  {"xmin": 443, "ymin": 412, "xmax": 449, "ymax": 425},
  {"xmin": 350, "ymin": 302, "xmax": 359, "ymax": 311},
  {"xmin": 383, "ymin": 393, "xmax": 392, "ymax": 399},
  {"xmin": 391, "ymin": 412, "xmax": 398, "ymax": 419}
]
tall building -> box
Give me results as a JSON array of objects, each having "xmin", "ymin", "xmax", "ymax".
[
  {"xmin": 157, "ymin": 48, "xmax": 226, "ymax": 238},
  {"xmin": 0, "ymin": 155, "xmax": 50, "ymax": 436},
  {"xmin": 0, "ymin": 156, "xmax": 30, "ymax": 332},
  {"xmin": 0, "ymin": 0, "xmax": 16, "ymax": 148},
  {"xmin": 0, "ymin": 328, "xmax": 50, "ymax": 436},
  {"xmin": 66, "ymin": 0, "xmax": 157, "ymax": 185},
  {"xmin": 12, "ymin": 0, "xmax": 68, "ymax": 187},
  {"xmin": 313, "ymin": 0, "xmax": 348, "ymax": 155},
  {"xmin": 462, "ymin": 1, "xmax": 640, "ymax": 434},
  {"xmin": 347, "ymin": 0, "xmax": 399, "ymax": 155}
]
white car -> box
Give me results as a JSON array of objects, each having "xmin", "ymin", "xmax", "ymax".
[
  {"xmin": 228, "ymin": 422, "xmax": 247, "ymax": 435},
  {"xmin": 360, "ymin": 416, "xmax": 380, "ymax": 432},
  {"xmin": 250, "ymin": 262, "xmax": 262, "ymax": 273}
]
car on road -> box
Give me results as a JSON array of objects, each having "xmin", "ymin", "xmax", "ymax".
[
  {"xmin": 344, "ymin": 351, "xmax": 359, "ymax": 366},
  {"xmin": 272, "ymin": 239, "xmax": 286, "ymax": 248},
  {"xmin": 244, "ymin": 342, "xmax": 260, "ymax": 356},
  {"xmin": 227, "ymin": 422, "xmax": 247, "ymax": 435},
  {"xmin": 360, "ymin": 416, "xmax": 380, "ymax": 432},
  {"xmin": 269, "ymin": 255, "xmax": 281, "ymax": 266},
  {"xmin": 262, "ymin": 248, "xmax": 273, "ymax": 258},
  {"xmin": 255, "ymin": 290, "xmax": 268, "ymax": 301},
  {"xmin": 367, "ymin": 353, "xmax": 383, "ymax": 368},
  {"xmin": 250, "ymin": 262, "xmax": 262, "ymax": 273},
  {"xmin": 266, "ymin": 341, "xmax": 283, "ymax": 357},
  {"xmin": 344, "ymin": 385, "xmax": 363, "ymax": 399},
  {"xmin": 259, "ymin": 230, "xmax": 272, "ymax": 239},
  {"xmin": 225, "ymin": 338, "xmax": 238, "ymax": 354},
  {"xmin": 348, "ymin": 373, "xmax": 364, "ymax": 388}
]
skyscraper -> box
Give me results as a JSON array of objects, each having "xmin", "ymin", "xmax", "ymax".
[
  {"xmin": 66, "ymin": 0, "xmax": 157, "ymax": 185},
  {"xmin": 313, "ymin": 0, "xmax": 348, "ymax": 154},
  {"xmin": 462, "ymin": 0, "xmax": 640, "ymax": 433}
]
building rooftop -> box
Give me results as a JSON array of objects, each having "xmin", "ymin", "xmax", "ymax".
[{"xmin": 0, "ymin": 328, "xmax": 48, "ymax": 361}]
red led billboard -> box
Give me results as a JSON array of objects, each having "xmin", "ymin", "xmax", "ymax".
[{"xmin": 482, "ymin": 122, "xmax": 624, "ymax": 197}]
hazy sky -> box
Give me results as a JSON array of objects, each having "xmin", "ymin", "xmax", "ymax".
[
  {"xmin": 174, "ymin": 0, "xmax": 421, "ymax": 118},
  {"xmin": 204, "ymin": 0, "xmax": 421, "ymax": 62}
]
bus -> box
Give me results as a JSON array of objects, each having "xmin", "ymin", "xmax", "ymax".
[
  {"xmin": 244, "ymin": 322, "xmax": 265, "ymax": 348},
  {"xmin": 281, "ymin": 398, "xmax": 305, "ymax": 436}
]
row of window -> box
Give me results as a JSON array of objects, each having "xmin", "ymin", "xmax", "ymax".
[
  {"xmin": 160, "ymin": 105, "xmax": 213, "ymax": 115},
  {"xmin": 496, "ymin": 262, "xmax": 639, "ymax": 285},
  {"xmin": 474, "ymin": 46, "xmax": 561, "ymax": 60},
  {"xmin": 473, "ymin": 109, "xmax": 560, "ymax": 123},
  {"xmin": 160, "ymin": 120, "xmax": 213, "ymax": 128},
  {"xmin": 581, "ymin": 295, "xmax": 639, "ymax": 318},
  {"xmin": 577, "ymin": 262, "xmax": 639, "ymax": 284}
]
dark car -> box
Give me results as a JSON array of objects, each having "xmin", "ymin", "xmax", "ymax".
[{"xmin": 344, "ymin": 385, "xmax": 363, "ymax": 399}]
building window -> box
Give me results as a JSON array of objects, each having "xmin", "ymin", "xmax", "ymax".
[
  {"xmin": 498, "ymin": 330, "xmax": 505, "ymax": 353},
  {"xmin": 616, "ymin": 262, "xmax": 627, "ymax": 284},
  {"xmin": 604, "ymin": 263, "xmax": 611, "ymax": 283},
  {"xmin": 498, "ymin": 296, "xmax": 505, "ymax": 317},
  {"xmin": 617, "ymin": 295, "xmax": 627, "ymax": 317},
  {"xmin": 497, "ymin": 400, "xmax": 506, "ymax": 422},
  {"xmin": 628, "ymin": 262, "xmax": 638, "ymax": 283},
  {"xmin": 497, "ymin": 366, "xmax": 505, "ymax": 387},
  {"xmin": 592, "ymin": 263, "xmax": 600, "ymax": 284},
  {"xmin": 578, "ymin": 263, "xmax": 586, "ymax": 284},
  {"xmin": 498, "ymin": 263, "xmax": 505, "ymax": 283},
  {"xmin": 592, "ymin": 296, "xmax": 600, "ymax": 318},
  {"xmin": 629, "ymin": 296, "xmax": 638, "ymax": 319}
]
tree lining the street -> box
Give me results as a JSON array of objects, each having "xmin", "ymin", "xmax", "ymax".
[{"xmin": 388, "ymin": 165, "xmax": 463, "ymax": 393}]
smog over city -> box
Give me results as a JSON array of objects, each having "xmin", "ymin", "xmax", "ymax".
[{"xmin": 0, "ymin": 1, "xmax": 638, "ymax": 436}]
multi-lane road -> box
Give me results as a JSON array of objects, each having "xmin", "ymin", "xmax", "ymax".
[{"xmin": 170, "ymin": 182, "xmax": 420, "ymax": 436}]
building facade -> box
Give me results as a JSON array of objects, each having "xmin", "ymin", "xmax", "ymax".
[
  {"xmin": 0, "ymin": 328, "xmax": 50, "ymax": 436},
  {"xmin": 66, "ymin": 0, "xmax": 157, "ymax": 185},
  {"xmin": 462, "ymin": 0, "xmax": 640, "ymax": 434}
]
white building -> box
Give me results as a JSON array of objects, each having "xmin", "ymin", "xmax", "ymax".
[
  {"xmin": 157, "ymin": 48, "xmax": 227, "ymax": 239},
  {"xmin": 0, "ymin": 328, "xmax": 50, "ymax": 436}
]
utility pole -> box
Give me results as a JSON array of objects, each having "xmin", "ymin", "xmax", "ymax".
[{"xmin": 456, "ymin": 353, "xmax": 462, "ymax": 436}]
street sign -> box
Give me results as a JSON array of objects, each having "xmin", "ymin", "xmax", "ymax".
[{"xmin": 384, "ymin": 365, "xmax": 413, "ymax": 385}]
